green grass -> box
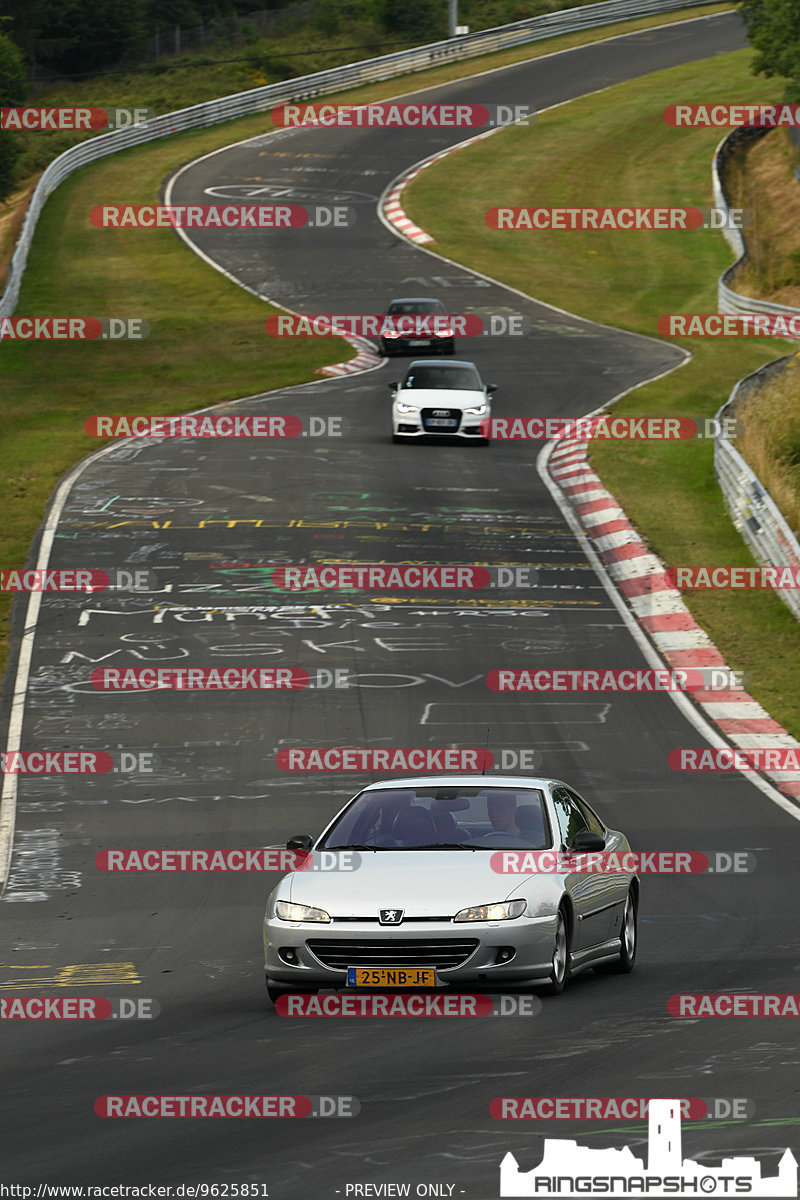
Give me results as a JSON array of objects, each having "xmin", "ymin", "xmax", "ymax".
[
  {"xmin": 0, "ymin": 1, "xmax": 736, "ymax": 689},
  {"xmin": 405, "ymin": 48, "xmax": 800, "ymax": 737}
]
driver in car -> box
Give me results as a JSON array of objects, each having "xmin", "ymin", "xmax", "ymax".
[{"xmin": 486, "ymin": 794, "xmax": 521, "ymax": 837}]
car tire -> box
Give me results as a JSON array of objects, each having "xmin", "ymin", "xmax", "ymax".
[
  {"xmin": 611, "ymin": 889, "xmax": 637, "ymax": 973},
  {"xmin": 392, "ymin": 434, "xmax": 405, "ymax": 444},
  {"xmin": 540, "ymin": 907, "xmax": 571, "ymax": 995}
]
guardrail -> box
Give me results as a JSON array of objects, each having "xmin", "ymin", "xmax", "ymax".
[
  {"xmin": 1, "ymin": 0, "xmax": 723, "ymax": 319},
  {"xmin": 715, "ymin": 357, "xmax": 800, "ymax": 619},
  {"xmin": 711, "ymin": 125, "xmax": 800, "ymax": 620},
  {"xmin": 713, "ymin": 125, "xmax": 800, "ymax": 317}
]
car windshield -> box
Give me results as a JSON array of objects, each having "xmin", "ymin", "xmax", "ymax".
[
  {"xmin": 388, "ymin": 301, "xmax": 445, "ymax": 315},
  {"xmin": 402, "ymin": 366, "xmax": 480, "ymax": 391},
  {"xmin": 319, "ymin": 786, "xmax": 551, "ymax": 850}
]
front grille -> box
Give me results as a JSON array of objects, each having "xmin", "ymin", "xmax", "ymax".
[
  {"xmin": 421, "ymin": 407, "xmax": 461, "ymax": 432},
  {"xmin": 306, "ymin": 937, "xmax": 479, "ymax": 970}
]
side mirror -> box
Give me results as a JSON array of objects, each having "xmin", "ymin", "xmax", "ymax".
[
  {"xmin": 388, "ymin": 381, "xmax": 399, "ymax": 389},
  {"xmin": 287, "ymin": 834, "xmax": 313, "ymax": 851},
  {"xmin": 570, "ymin": 829, "xmax": 606, "ymax": 852},
  {"xmin": 487, "ymin": 383, "xmax": 498, "ymax": 393}
]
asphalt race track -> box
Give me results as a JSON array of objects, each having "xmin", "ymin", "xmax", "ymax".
[{"xmin": 5, "ymin": 10, "xmax": 800, "ymax": 1196}]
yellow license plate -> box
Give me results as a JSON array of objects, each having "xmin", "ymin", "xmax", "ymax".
[{"xmin": 347, "ymin": 967, "xmax": 436, "ymax": 988}]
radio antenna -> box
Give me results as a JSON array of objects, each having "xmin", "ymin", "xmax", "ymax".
[{"xmin": 482, "ymin": 727, "xmax": 490, "ymax": 775}]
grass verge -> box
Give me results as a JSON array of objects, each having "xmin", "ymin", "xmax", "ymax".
[{"xmin": 405, "ymin": 47, "xmax": 800, "ymax": 736}]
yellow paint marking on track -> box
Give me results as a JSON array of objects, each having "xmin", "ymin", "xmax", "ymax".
[{"xmin": 0, "ymin": 963, "xmax": 140, "ymax": 988}]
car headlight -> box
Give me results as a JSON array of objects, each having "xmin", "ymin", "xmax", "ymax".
[
  {"xmin": 275, "ymin": 901, "xmax": 331, "ymax": 923},
  {"xmin": 383, "ymin": 329, "xmax": 400, "ymax": 338},
  {"xmin": 453, "ymin": 899, "xmax": 526, "ymax": 922},
  {"xmin": 463, "ymin": 404, "xmax": 488, "ymax": 416},
  {"xmin": 395, "ymin": 401, "xmax": 420, "ymax": 414},
  {"xmin": 435, "ymin": 328, "xmax": 454, "ymax": 337}
]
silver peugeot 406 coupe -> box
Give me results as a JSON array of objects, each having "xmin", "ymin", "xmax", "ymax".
[{"xmin": 263, "ymin": 776, "xmax": 638, "ymax": 1004}]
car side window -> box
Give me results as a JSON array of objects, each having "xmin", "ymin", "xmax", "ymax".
[
  {"xmin": 551, "ymin": 786, "xmax": 588, "ymax": 848},
  {"xmin": 565, "ymin": 789, "xmax": 606, "ymax": 836}
]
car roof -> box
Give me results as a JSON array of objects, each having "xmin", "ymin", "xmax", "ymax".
[
  {"xmin": 359, "ymin": 775, "xmax": 560, "ymax": 791},
  {"xmin": 386, "ymin": 297, "xmax": 444, "ymax": 305},
  {"xmin": 404, "ymin": 359, "xmax": 478, "ymax": 369}
]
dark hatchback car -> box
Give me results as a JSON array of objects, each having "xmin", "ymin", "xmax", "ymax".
[{"xmin": 380, "ymin": 297, "xmax": 455, "ymax": 356}]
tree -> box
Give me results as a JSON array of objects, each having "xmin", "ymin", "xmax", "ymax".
[
  {"xmin": 0, "ymin": 27, "xmax": 26, "ymax": 204},
  {"xmin": 740, "ymin": 0, "xmax": 800, "ymax": 102}
]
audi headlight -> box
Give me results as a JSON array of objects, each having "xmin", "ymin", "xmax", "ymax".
[
  {"xmin": 464, "ymin": 404, "xmax": 488, "ymax": 416},
  {"xmin": 395, "ymin": 401, "xmax": 420, "ymax": 414},
  {"xmin": 453, "ymin": 900, "xmax": 526, "ymax": 922},
  {"xmin": 275, "ymin": 901, "xmax": 331, "ymax": 923}
]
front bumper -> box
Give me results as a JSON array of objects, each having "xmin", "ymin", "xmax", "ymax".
[
  {"xmin": 263, "ymin": 914, "xmax": 557, "ymax": 989},
  {"xmin": 392, "ymin": 410, "xmax": 487, "ymax": 439},
  {"xmin": 381, "ymin": 337, "xmax": 454, "ymax": 355}
]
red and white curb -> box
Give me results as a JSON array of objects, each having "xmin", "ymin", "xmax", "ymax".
[
  {"xmin": 382, "ymin": 159, "xmax": 443, "ymax": 244},
  {"xmin": 381, "ymin": 137, "xmax": 496, "ymax": 245},
  {"xmin": 315, "ymin": 336, "xmax": 382, "ymax": 376},
  {"xmin": 548, "ymin": 436, "xmax": 800, "ymax": 802}
]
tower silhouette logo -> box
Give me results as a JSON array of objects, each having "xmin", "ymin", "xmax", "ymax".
[{"xmin": 500, "ymin": 1099, "xmax": 797, "ymax": 1197}]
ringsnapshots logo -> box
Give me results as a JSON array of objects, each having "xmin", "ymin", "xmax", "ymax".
[
  {"xmin": 498, "ymin": 1098, "xmax": 797, "ymax": 1197},
  {"xmin": 0, "ymin": 107, "xmax": 152, "ymax": 131},
  {"xmin": 90, "ymin": 204, "xmax": 355, "ymax": 229},
  {"xmin": 84, "ymin": 414, "xmax": 344, "ymax": 439},
  {"xmin": 0, "ymin": 317, "xmax": 148, "ymax": 340},
  {"xmin": 270, "ymin": 102, "xmax": 535, "ymax": 128}
]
